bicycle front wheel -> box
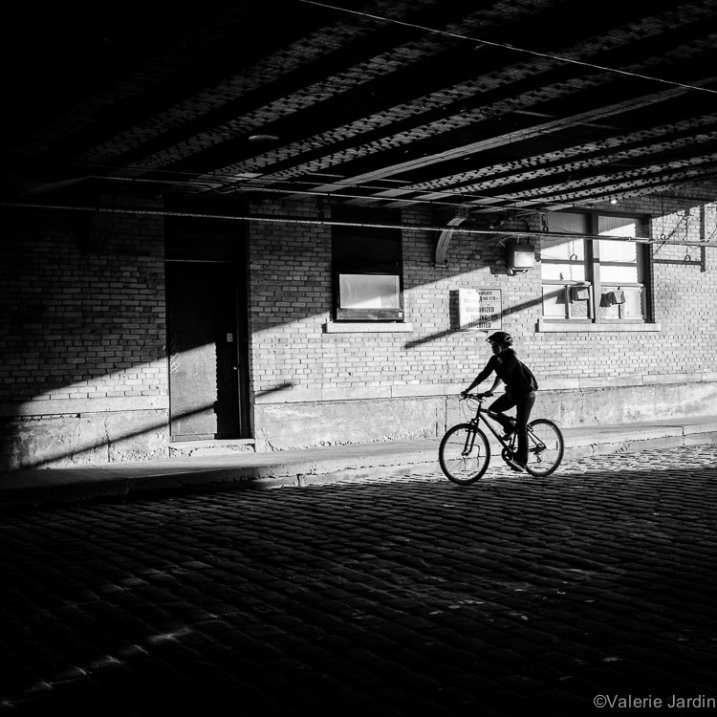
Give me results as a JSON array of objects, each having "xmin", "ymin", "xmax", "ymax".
[
  {"xmin": 438, "ymin": 424, "xmax": 491, "ymax": 485},
  {"xmin": 525, "ymin": 419, "xmax": 564, "ymax": 477}
]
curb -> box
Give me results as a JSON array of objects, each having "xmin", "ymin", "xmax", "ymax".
[{"xmin": 2, "ymin": 425, "xmax": 717, "ymax": 509}]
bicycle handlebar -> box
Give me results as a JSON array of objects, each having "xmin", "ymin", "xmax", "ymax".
[{"xmin": 461, "ymin": 391, "xmax": 492, "ymax": 400}]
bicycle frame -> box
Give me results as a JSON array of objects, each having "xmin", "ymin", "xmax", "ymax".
[
  {"xmin": 439, "ymin": 393, "xmax": 564, "ymax": 482},
  {"xmin": 464, "ymin": 396, "xmax": 517, "ymax": 452},
  {"xmin": 462, "ymin": 394, "xmax": 552, "ymax": 464}
]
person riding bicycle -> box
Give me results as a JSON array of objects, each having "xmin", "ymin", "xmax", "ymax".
[{"xmin": 460, "ymin": 331, "xmax": 538, "ymax": 471}]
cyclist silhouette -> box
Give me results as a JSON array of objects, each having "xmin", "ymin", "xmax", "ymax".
[{"xmin": 460, "ymin": 331, "xmax": 538, "ymax": 470}]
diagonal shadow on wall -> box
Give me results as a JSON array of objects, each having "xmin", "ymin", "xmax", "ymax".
[
  {"xmin": 2, "ymin": 383, "xmax": 294, "ymax": 471},
  {"xmin": 404, "ymin": 293, "xmax": 545, "ymax": 349}
]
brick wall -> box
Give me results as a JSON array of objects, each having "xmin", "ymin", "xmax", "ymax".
[
  {"xmin": 0, "ymin": 198, "xmax": 168, "ymax": 468},
  {"xmin": 248, "ymin": 194, "xmax": 717, "ymax": 449},
  {"xmin": 2, "ymin": 188, "xmax": 716, "ymax": 466}
]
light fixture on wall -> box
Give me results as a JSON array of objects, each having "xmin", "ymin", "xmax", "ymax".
[{"xmin": 506, "ymin": 237, "xmax": 535, "ymax": 276}]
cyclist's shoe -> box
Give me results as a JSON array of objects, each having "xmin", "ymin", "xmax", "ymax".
[
  {"xmin": 505, "ymin": 456, "xmax": 526, "ymax": 472},
  {"xmin": 500, "ymin": 421, "xmax": 516, "ymax": 439}
]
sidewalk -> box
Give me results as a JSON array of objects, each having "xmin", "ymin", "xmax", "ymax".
[{"xmin": 2, "ymin": 414, "xmax": 717, "ymax": 508}]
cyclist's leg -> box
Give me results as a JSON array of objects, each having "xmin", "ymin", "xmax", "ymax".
[
  {"xmin": 489, "ymin": 393, "xmax": 516, "ymax": 434},
  {"xmin": 515, "ymin": 391, "xmax": 536, "ymax": 465}
]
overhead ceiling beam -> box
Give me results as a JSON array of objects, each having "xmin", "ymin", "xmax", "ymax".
[
  {"xmin": 410, "ymin": 116, "xmax": 717, "ymax": 199},
  {"xmin": 484, "ymin": 160, "xmax": 717, "ymax": 210},
  {"xmin": 410, "ymin": 132, "xmax": 717, "ymax": 204},
  {"xmin": 307, "ymin": 84, "xmax": 699, "ymax": 197},
  {"xmin": 145, "ymin": 12, "xmax": 717, "ymax": 183}
]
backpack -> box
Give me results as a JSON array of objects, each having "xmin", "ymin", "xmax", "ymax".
[{"xmin": 520, "ymin": 360, "xmax": 539, "ymax": 391}]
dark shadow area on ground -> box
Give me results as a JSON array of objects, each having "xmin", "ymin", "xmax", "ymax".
[{"xmin": 1, "ymin": 457, "xmax": 716, "ymax": 716}]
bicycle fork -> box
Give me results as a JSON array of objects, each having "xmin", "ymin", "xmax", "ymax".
[{"xmin": 462, "ymin": 424, "xmax": 478, "ymax": 456}]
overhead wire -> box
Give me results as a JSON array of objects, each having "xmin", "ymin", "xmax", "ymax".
[
  {"xmin": 3, "ymin": 199, "xmax": 717, "ymax": 246},
  {"xmin": 298, "ymin": 0, "xmax": 717, "ymax": 96}
]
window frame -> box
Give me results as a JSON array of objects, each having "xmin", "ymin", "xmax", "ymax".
[
  {"xmin": 334, "ymin": 271, "xmax": 404, "ymax": 322},
  {"xmin": 540, "ymin": 211, "xmax": 652, "ymax": 325},
  {"xmin": 331, "ymin": 208, "xmax": 405, "ymax": 323}
]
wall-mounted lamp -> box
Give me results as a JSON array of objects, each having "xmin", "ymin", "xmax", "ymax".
[{"xmin": 506, "ymin": 237, "xmax": 535, "ymax": 276}]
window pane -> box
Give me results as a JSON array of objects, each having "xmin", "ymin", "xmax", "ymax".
[
  {"xmin": 332, "ymin": 208, "xmax": 401, "ymax": 272},
  {"xmin": 546, "ymin": 212, "xmax": 589, "ymax": 234},
  {"xmin": 541, "ymin": 263, "xmax": 586, "ymax": 281},
  {"xmin": 600, "ymin": 265, "xmax": 639, "ymax": 283},
  {"xmin": 333, "ymin": 234, "xmax": 401, "ymax": 271},
  {"xmin": 542, "ymin": 237, "xmax": 585, "ymax": 262},
  {"xmin": 339, "ymin": 274, "xmax": 400, "ymax": 309},
  {"xmin": 601, "ymin": 300, "xmax": 620, "ymax": 320},
  {"xmin": 598, "ymin": 240, "xmax": 637, "ymax": 263},
  {"xmin": 599, "ymin": 286, "xmax": 645, "ymax": 321},
  {"xmin": 542, "ymin": 285, "xmax": 567, "ymax": 318},
  {"xmin": 623, "ymin": 287, "xmax": 644, "ymax": 318},
  {"xmin": 598, "ymin": 215, "xmax": 637, "ymax": 238}
]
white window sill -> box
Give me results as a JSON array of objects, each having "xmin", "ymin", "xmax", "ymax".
[
  {"xmin": 323, "ymin": 322, "xmax": 413, "ymax": 334},
  {"xmin": 537, "ymin": 319, "xmax": 661, "ymax": 333}
]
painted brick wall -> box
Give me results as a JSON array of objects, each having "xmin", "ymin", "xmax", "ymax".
[{"xmin": 0, "ymin": 198, "xmax": 168, "ymax": 468}]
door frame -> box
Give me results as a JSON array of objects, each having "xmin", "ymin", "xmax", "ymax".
[{"xmin": 165, "ymin": 256, "xmax": 250, "ymax": 440}]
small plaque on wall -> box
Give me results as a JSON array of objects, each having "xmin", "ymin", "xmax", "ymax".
[{"xmin": 458, "ymin": 288, "xmax": 502, "ymax": 331}]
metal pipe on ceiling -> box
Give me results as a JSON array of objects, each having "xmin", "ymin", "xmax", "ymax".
[{"xmin": 1, "ymin": 200, "xmax": 715, "ymax": 246}]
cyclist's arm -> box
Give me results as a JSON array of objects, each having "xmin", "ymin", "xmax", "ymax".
[
  {"xmin": 484, "ymin": 377, "xmax": 503, "ymax": 396},
  {"xmin": 461, "ymin": 359, "xmax": 496, "ymax": 396}
]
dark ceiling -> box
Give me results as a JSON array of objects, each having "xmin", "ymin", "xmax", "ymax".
[{"xmin": 4, "ymin": 0, "xmax": 717, "ymax": 218}]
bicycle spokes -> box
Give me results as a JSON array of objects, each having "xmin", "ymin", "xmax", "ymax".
[
  {"xmin": 529, "ymin": 438, "xmax": 546, "ymax": 455},
  {"xmin": 438, "ymin": 424, "xmax": 491, "ymax": 485},
  {"xmin": 524, "ymin": 420, "xmax": 564, "ymax": 477},
  {"xmin": 439, "ymin": 398, "xmax": 564, "ymax": 483}
]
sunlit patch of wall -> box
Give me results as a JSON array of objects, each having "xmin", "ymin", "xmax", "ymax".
[
  {"xmin": 246, "ymin": 195, "xmax": 717, "ymax": 450},
  {"xmin": 3, "ymin": 189, "xmax": 717, "ymax": 466}
]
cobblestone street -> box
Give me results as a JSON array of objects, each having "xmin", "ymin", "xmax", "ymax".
[{"xmin": 1, "ymin": 446, "xmax": 717, "ymax": 716}]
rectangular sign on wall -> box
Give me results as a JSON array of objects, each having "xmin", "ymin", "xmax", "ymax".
[{"xmin": 458, "ymin": 288, "xmax": 502, "ymax": 331}]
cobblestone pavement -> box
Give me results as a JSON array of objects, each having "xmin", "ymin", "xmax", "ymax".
[{"xmin": 1, "ymin": 446, "xmax": 717, "ymax": 716}]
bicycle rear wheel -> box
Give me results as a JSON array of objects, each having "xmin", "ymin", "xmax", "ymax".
[
  {"xmin": 524, "ymin": 419, "xmax": 564, "ymax": 477},
  {"xmin": 438, "ymin": 423, "xmax": 491, "ymax": 485}
]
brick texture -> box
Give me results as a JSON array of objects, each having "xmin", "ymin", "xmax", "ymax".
[
  {"xmin": 0, "ymin": 198, "xmax": 167, "ymax": 468},
  {"xmin": 0, "ymin": 202, "xmax": 166, "ymax": 406},
  {"xmin": 2, "ymin": 189, "xmax": 716, "ymax": 464},
  {"xmin": 248, "ymin": 196, "xmax": 717, "ymax": 397}
]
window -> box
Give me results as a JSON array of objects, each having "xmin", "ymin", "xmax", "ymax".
[
  {"xmin": 541, "ymin": 211, "xmax": 650, "ymax": 323},
  {"xmin": 332, "ymin": 208, "xmax": 403, "ymax": 322}
]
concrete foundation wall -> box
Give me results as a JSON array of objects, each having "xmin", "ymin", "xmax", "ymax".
[
  {"xmin": 1, "ymin": 408, "xmax": 169, "ymax": 470},
  {"xmin": 253, "ymin": 396, "xmax": 444, "ymax": 452},
  {"xmin": 538, "ymin": 378, "xmax": 717, "ymax": 427},
  {"xmin": 253, "ymin": 377, "xmax": 717, "ymax": 451}
]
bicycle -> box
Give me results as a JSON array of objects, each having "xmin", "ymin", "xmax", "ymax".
[{"xmin": 438, "ymin": 393, "xmax": 564, "ymax": 485}]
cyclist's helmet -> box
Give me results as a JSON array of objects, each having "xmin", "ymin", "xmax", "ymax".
[{"xmin": 487, "ymin": 331, "xmax": 513, "ymax": 347}]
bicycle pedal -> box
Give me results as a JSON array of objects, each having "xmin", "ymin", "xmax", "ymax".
[{"xmin": 505, "ymin": 456, "xmax": 526, "ymax": 472}]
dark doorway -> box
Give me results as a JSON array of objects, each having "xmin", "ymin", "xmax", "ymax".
[{"xmin": 166, "ymin": 261, "xmax": 244, "ymax": 440}]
